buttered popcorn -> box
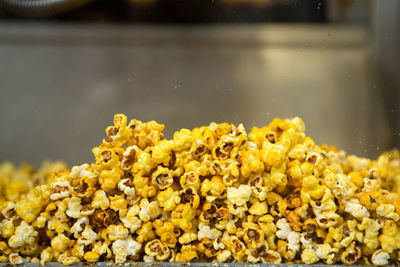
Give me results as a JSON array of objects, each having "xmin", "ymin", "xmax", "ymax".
[{"xmin": 1, "ymin": 114, "xmax": 400, "ymax": 265}]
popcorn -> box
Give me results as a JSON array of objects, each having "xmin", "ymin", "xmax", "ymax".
[
  {"xmin": 226, "ymin": 185, "xmax": 252, "ymax": 206},
  {"xmin": 50, "ymin": 181, "xmax": 71, "ymax": 200},
  {"xmin": 2, "ymin": 114, "xmax": 400, "ymax": 264},
  {"xmin": 376, "ymin": 204, "xmax": 400, "ymax": 221},
  {"xmin": 112, "ymin": 238, "xmax": 142, "ymax": 263},
  {"xmin": 9, "ymin": 253, "xmax": 23, "ymax": 264},
  {"xmin": 198, "ymin": 223, "xmax": 221, "ymax": 240},
  {"xmin": 65, "ymin": 197, "xmax": 82, "ymax": 219},
  {"xmin": 344, "ymin": 200, "xmax": 370, "ymax": 219},
  {"xmin": 91, "ymin": 190, "xmax": 110, "ymax": 210},
  {"xmin": 118, "ymin": 178, "xmax": 136, "ymax": 196},
  {"xmin": 371, "ymin": 249, "xmax": 390, "ymax": 265},
  {"xmin": 8, "ymin": 222, "xmax": 38, "ymax": 248}
]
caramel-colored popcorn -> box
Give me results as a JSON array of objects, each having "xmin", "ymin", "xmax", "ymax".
[{"xmin": 1, "ymin": 113, "xmax": 400, "ymax": 264}]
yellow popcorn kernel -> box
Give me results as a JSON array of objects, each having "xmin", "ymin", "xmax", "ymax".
[
  {"xmin": 175, "ymin": 245, "xmax": 198, "ymax": 262},
  {"xmin": 301, "ymin": 248, "xmax": 319, "ymax": 264},
  {"xmin": 50, "ymin": 180, "xmax": 71, "ymax": 201},
  {"xmin": 173, "ymin": 129, "xmax": 193, "ymax": 151},
  {"xmin": 8, "ymin": 222, "xmax": 38, "ymax": 248},
  {"xmin": 216, "ymin": 250, "xmax": 233, "ymax": 263},
  {"xmin": 112, "ymin": 238, "xmax": 142, "ymax": 263},
  {"xmin": 344, "ymin": 200, "xmax": 370, "ymax": 220},
  {"xmin": 109, "ymin": 194, "xmax": 128, "ymax": 216},
  {"xmin": 157, "ymin": 187, "xmax": 180, "ymax": 212},
  {"xmin": 92, "ymin": 146, "xmax": 120, "ymax": 170},
  {"xmin": 379, "ymin": 219, "xmax": 400, "ymax": 253},
  {"xmin": 133, "ymin": 175, "xmax": 156, "ymax": 198},
  {"xmin": 107, "ymin": 224, "xmax": 129, "ymax": 241},
  {"xmin": 58, "ymin": 253, "xmax": 79, "ymax": 266},
  {"xmin": 270, "ymin": 168, "xmax": 288, "ymax": 188},
  {"xmin": 287, "ymin": 144, "xmax": 307, "ymax": 161},
  {"xmin": 301, "ymin": 175, "xmax": 325, "ymax": 202},
  {"xmin": 99, "ymin": 167, "xmax": 123, "ymax": 192},
  {"xmin": 137, "ymin": 222, "xmax": 156, "ymax": 244},
  {"xmin": 65, "ymin": 196, "xmax": 82, "ymax": 219},
  {"xmin": 249, "ymin": 201, "xmax": 268, "ymax": 216},
  {"xmin": 178, "ymin": 232, "xmax": 197, "ymax": 244},
  {"xmin": 198, "ymin": 223, "xmax": 221, "ymax": 240},
  {"xmin": 131, "ymin": 149, "xmax": 153, "ymax": 175},
  {"xmin": 261, "ymin": 142, "xmax": 286, "ymax": 167},
  {"xmin": 300, "ymin": 161, "xmax": 314, "ymax": 177},
  {"xmin": 103, "ymin": 114, "xmax": 132, "ymax": 146},
  {"xmin": 226, "ymin": 236, "xmax": 246, "ymax": 262},
  {"xmin": 152, "ymin": 166, "xmax": 173, "ymax": 190},
  {"xmin": 180, "ymin": 187, "xmax": 200, "ymax": 209},
  {"xmin": 243, "ymin": 227, "xmax": 264, "ymax": 249},
  {"xmin": 0, "ymin": 219, "xmax": 14, "ymax": 238},
  {"xmin": 348, "ymin": 171, "xmax": 364, "ymax": 189},
  {"xmin": 15, "ymin": 192, "xmax": 43, "ymax": 223},
  {"xmin": 144, "ymin": 239, "xmax": 170, "ymax": 261},
  {"xmin": 180, "ymin": 171, "xmax": 200, "ymax": 191},
  {"xmin": 71, "ymin": 243, "xmax": 85, "ymax": 259},
  {"xmin": 70, "ymin": 177, "xmax": 97, "ymax": 199},
  {"xmin": 266, "ymin": 192, "xmax": 287, "ymax": 217},
  {"xmin": 161, "ymin": 232, "xmax": 177, "ymax": 248},
  {"xmin": 120, "ymin": 145, "xmax": 139, "ymax": 171},
  {"xmin": 39, "ymin": 247, "xmax": 55, "ymax": 265},
  {"xmin": 358, "ymin": 217, "xmax": 381, "ymax": 250},
  {"xmin": 51, "ymin": 234, "xmax": 72, "ymax": 253},
  {"xmin": 151, "ymin": 139, "xmax": 173, "ymax": 166},
  {"xmin": 84, "ymin": 251, "xmax": 99, "ymax": 262},
  {"xmin": 340, "ymin": 241, "xmax": 361, "ymax": 264},
  {"xmin": 197, "ymin": 238, "xmax": 217, "ymax": 258},
  {"xmin": 258, "ymin": 215, "xmax": 276, "ymax": 237}
]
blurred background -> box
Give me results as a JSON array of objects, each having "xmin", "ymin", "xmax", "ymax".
[{"xmin": 0, "ymin": 0, "xmax": 399, "ymax": 166}]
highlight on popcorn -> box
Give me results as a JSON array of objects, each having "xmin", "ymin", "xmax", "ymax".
[{"xmin": 0, "ymin": 114, "xmax": 399, "ymax": 265}]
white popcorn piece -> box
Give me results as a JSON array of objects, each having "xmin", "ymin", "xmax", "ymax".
[
  {"xmin": 227, "ymin": 185, "xmax": 252, "ymax": 206},
  {"xmin": 287, "ymin": 231, "xmax": 300, "ymax": 252},
  {"xmin": 371, "ymin": 249, "xmax": 390, "ymax": 266},
  {"xmin": 332, "ymin": 174, "xmax": 357, "ymax": 200},
  {"xmin": 198, "ymin": 223, "xmax": 221, "ymax": 240},
  {"xmin": 276, "ymin": 218, "xmax": 291, "ymax": 240},
  {"xmin": 362, "ymin": 178, "xmax": 381, "ymax": 192},
  {"xmin": 112, "ymin": 237, "xmax": 142, "ymax": 263},
  {"xmin": 78, "ymin": 225, "xmax": 98, "ymax": 245},
  {"xmin": 70, "ymin": 163, "xmax": 96, "ymax": 179},
  {"xmin": 71, "ymin": 216, "xmax": 89, "ymax": 238},
  {"xmin": 50, "ymin": 181, "xmax": 71, "ymax": 201},
  {"xmin": 9, "ymin": 253, "xmax": 23, "ymax": 264},
  {"xmin": 376, "ymin": 204, "xmax": 400, "ymax": 221},
  {"xmin": 118, "ymin": 178, "xmax": 136, "ymax": 196},
  {"xmin": 65, "ymin": 197, "xmax": 82, "ymax": 219},
  {"xmin": 8, "ymin": 222, "xmax": 38, "ymax": 248},
  {"xmin": 344, "ymin": 200, "xmax": 370, "ymax": 219}
]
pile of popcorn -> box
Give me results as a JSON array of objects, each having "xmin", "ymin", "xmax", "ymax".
[{"xmin": 1, "ymin": 114, "xmax": 400, "ymax": 265}]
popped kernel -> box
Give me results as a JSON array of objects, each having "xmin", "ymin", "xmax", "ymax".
[{"xmin": 1, "ymin": 113, "xmax": 400, "ymax": 265}]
